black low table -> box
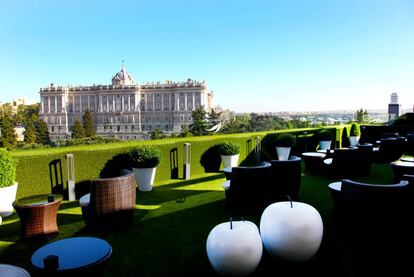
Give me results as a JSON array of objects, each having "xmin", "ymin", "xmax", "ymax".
[
  {"xmin": 302, "ymin": 152, "xmax": 326, "ymax": 175},
  {"xmin": 390, "ymin": 160, "xmax": 414, "ymax": 182},
  {"xmin": 31, "ymin": 237, "xmax": 112, "ymax": 275}
]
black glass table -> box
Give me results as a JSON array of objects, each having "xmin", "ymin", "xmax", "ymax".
[
  {"xmin": 301, "ymin": 152, "xmax": 326, "ymax": 175},
  {"xmin": 31, "ymin": 237, "xmax": 112, "ymax": 275}
]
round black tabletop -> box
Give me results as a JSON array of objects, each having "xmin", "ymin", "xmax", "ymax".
[
  {"xmin": 31, "ymin": 237, "xmax": 112, "ymax": 271},
  {"xmin": 13, "ymin": 194, "xmax": 63, "ymax": 207}
]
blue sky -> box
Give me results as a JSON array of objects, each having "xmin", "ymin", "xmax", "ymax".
[{"xmin": 1, "ymin": 0, "xmax": 413, "ymax": 112}]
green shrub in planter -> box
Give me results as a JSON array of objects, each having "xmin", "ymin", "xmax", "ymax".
[
  {"xmin": 315, "ymin": 130, "xmax": 333, "ymax": 141},
  {"xmin": 350, "ymin": 124, "xmax": 360, "ymax": 136},
  {"xmin": 200, "ymin": 145, "xmax": 222, "ymax": 172},
  {"xmin": 216, "ymin": 142, "xmax": 241, "ymax": 156},
  {"xmin": 0, "ymin": 149, "xmax": 17, "ymax": 188},
  {"xmin": 127, "ymin": 146, "xmax": 162, "ymax": 168},
  {"xmin": 275, "ymin": 133, "xmax": 296, "ymax": 147}
]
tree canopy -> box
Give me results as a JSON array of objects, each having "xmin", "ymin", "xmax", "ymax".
[
  {"xmin": 71, "ymin": 119, "xmax": 85, "ymax": 139},
  {"xmin": 82, "ymin": 110, "xmax": 96, "ymax": 138}
]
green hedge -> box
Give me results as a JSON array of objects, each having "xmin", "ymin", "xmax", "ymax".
[{"xmin": 11, "ymin": 126, "xmax": 350, "ymax": 198}]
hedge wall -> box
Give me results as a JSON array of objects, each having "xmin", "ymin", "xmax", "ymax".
[{"xmin": 11, "ymin": 126, "xmax": 349, "ymax": 198}]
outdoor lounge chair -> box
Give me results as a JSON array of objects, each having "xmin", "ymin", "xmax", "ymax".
[
  {"xmin": 327, "ymin": 179, "xmax": 410, "ymax": 274},
  {"xmin": 354, "ymin": 143, "xmax": 373, "ymax": 177},
  {"xmin": 267, "ymin": 156, "xmax": 302, "ymax": 203},
  {"xmin": 373, "ymin": 137, "xmax": 405, "ymax": 163},
  {"xmin": 328, "ymin": 179, "xmax": 408, "ymax": 226},
  {"xmin": 79, "ymin": 170, "xmax": 137, "ymax": 227},
  {"xmin": 222, "ymin": 162, "xmax": 271, "ymax": 213},
  {"xmin": 323, "ymin": 148, "xmax": 359, "ymax": 178}
]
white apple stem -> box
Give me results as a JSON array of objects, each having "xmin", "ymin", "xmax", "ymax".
[
  {"xmin": 287, "ymin": 195, "xmax": 293, "ymax": 208},
  {"xmin": 230, "ymin": 217, "xmax": 233, "ymax": 230},
  {"xmin": 241, "ymin": 217, "xmax": 245, "ymax": 222}
]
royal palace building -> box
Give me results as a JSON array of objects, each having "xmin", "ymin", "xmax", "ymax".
[{"xmin": 39, "ymin": 65, "xmax": 214, "ymax": 141}]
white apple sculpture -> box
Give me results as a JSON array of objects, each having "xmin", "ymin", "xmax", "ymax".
[
  {"xmin": 260, "ymin": 201, "xmax": 323, "ymax": 262},
  {"xmin": 206, "ymin": 220, "xmax": 263, "ymax": 276}
]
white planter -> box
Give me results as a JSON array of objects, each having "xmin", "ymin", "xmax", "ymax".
[
  {"xmin": 276, "ymin": 147, "xmax": 291, "ymax": 161},
  {"xmin": 0, "ymin": 182, "xmax": 18, "ymax": 217},
  {"xmin": 349, "ymin": 136, "xmax": 360, "ymax": 146},
  {"xmin": 221, "ymin": 154, "xmax": 239, "ymax": 168},
  {"xmin": 133, "ymin": 167, "xmax": 156, "ymax": 192},
  {"xmin": 319, "ymin": 140, "xmax": 332, "ymax": 150}
]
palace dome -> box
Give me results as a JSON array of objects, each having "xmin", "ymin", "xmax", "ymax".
[{"xmin": 112, "ymin": 64, "xmax": 135, "ymax": 86}]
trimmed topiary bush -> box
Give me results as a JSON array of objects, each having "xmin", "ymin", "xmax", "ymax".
[
  {"xmin": 275, "ymin": 133, "xmax": 296, "ymax": 147},
  {"xmin": 200, "ymin": 145, "xmax": 222, "ymax": 172},
  {"xmin": 0, "ymin": 149, "xmax": 17, "ymax": 188},
  {"xmin": 100, "ymin": 153, "xmax": 132, "ymax": 178},
  {"xmin": 127, "ymin": 146, "xmax": 162, "ymax": 168},
  {"xmin": 350, "ymin": 124, "xmax": 360, "ymax": 136},
  {"xmin": 216, "ymin": 142, "xmax": 241, "ymax": 156}
]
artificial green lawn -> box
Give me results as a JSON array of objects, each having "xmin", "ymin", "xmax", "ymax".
[{"xmin": 0, "ymin": 162, "xmax": 394, "ymax": 276}]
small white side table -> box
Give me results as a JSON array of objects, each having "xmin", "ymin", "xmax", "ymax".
[{"xmin": 0, "ymin": 264, "xmax": 31, "ymax": 277}]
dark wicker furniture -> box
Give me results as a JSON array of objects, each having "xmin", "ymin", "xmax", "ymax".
[
  {"xmin": 328, "ymin": 179, "xmax": 410, "ymax": 274},
  {"xmin": 223, "ymin": 162, "xmax": 271, "ymax": 213},
  {"xmin": 373, "ymin": 137, "xmax": 405, "ymax": 163},
  {"xmin": 354, "ymin": 143, "xmax": 373, "ymax": 176},
  {"xmin": 80, "ymin": 170, "xmax": 137, "ymax": 227},
  {"xmin": 301, "ymin": 152, "xmax": 326, "ymax": 175},
  {"xmin": 323, "ymin": 148, "xmax": 359, "ymax": 178},
  {"xmin": 390, "ymin": 160, "xmax": 414, "ymax": 182},
  {"xmin": 268, "ymin": 156, "xmax": 302, "ymax": 203},
  {"xmin": 13, "ymin": 194, "xmax": 62, "ymax": 240}
]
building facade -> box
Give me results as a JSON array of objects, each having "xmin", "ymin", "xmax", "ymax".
[
  {"xmin": 388, "ymin": 92, "xmax": 401, "ymax": 121},
  {"xmin": 39, "ymin": 65, "xmax": 214, "ymax": 141}
]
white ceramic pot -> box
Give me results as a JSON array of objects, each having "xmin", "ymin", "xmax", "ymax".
[
  {"xmin": 349, "ymin": 136, "xmax": 359, "ymax": 146},
  {"xmin": 221, "ymin": 154, "xmax": 239, "ymax": 168},
  {"xmin": 206, "ymin": 220, "xmax": 263, "ymax": 275},
  {"xmin": 0, "ymin": 182, "xmax": 18, "ymax": 217},
  {"xmin": 260, "ymin": 201, "xmax": 323, "ymax": 262},
  {"xmin": 319, "ymin": 140, "xmax": 332, "ymax": 150},
  {"xmin": 132, "ymin": 167, "xmax": 156, "ymax": 192},
  {"xmin": 276, "ymin": 147, "xmax": 291, "ymax": 161}
]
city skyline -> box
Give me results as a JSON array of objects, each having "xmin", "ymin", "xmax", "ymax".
[{"xmin": 1, "ymin": 0, "xmax": 414, "ymax": 112}]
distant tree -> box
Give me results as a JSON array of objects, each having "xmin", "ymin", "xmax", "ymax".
[
  {"xmin": 24, "ymin": 121, "xmax": 36, "ymax": 144},
  {"xmin": 356, "ymin": 108, "xmax": 369, "ymax": 123},
  {"xmin": 15, "ymin": 105, "xmax": 25, "ymax": 125},
  {"xmin": 34, "ymin": 119, "xmax": 51, "ymax": 145},
  {"xmin": 289, "ymin": 118, "xmax": 311, "ymax": 129},
  {"xmin": 179, "ymin": 124, "xmax": 192, "ymax": 137},
  {"xmin": 71, "ymin": 119, "xmax": 85, "ymax": 139},
  {"xmin": 189, "ymin": 106, "xmax": 209, "ymax": 136},
  {"xmin": 0, "ymin": 113, "xmax": 17, "ymax": 149},
  {"xmin": 82, "ymin": 110, "xmax": 96, "ymax": 138},
  {"xmin": 208, "ymin": 109, "xmax": 222, "ymax": 127},
  {"xmin": 363, "ymin": 109, "xmax": 369, "ymax": 123},
  {"xmin": 0, "ymin": 103, "xmax": 12, "ymax": 117},
  {"xmin": 150, "ymin": 128, "xmax": 166, "ymax": 140},
  {"xmin": 23, "ymin": 104, "xmax": 40, "ymax": 124},
  {"xmin": 222, "ymin": 115, "xmax": 250, "ymax": 134},
  {"xmin": 249, "ymin": 113, "xmax": 275, "ymax": 131}
]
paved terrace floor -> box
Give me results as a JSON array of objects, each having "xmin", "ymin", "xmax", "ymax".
[{"xmin": 0, "ymin": 162, "xmax": 408, "ymax": 276}]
